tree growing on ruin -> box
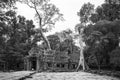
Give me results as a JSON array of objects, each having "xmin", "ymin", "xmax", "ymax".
[{"xmin": 20, "ymin": 0, "xmax": 64, "ymax": 50}]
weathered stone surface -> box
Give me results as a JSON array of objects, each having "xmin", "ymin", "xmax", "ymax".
[
  {"xmin": 26, "ymin": 72, "xmax": 119, "ymax": 80},
  {"xmin": 0, "ymin": 71, "xmax": 34, "ymax": 80},
  {"xmin": 0, "ymin": 71, "xmax": 119, "ymax": 80}
]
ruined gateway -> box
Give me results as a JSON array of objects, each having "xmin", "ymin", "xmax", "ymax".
[{"xmin": 24, "ymin": 47, "xmax": 80, "ymax": 72}]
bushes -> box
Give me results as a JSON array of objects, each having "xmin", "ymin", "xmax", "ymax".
[
  {"xmin": 109, "ymin": 47, "xmax": 120, "ymax": 70},
  {"xmin": 86, "ymin": 46, "xmax": 120, "ymax": 70}
]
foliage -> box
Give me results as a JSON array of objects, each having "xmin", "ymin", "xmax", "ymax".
[
  {"xmin": 76, "ymin": 0, "xmax": 120, "ymax": 70},
  {"xmin": 109, "ymin": 47, "xmax": 120, "ymax": 68},
  {"xmin": 90, "ymin": 0, "xmax": 120, "ymax": 23},
  {"xmin": 46, "ymin": 29, "xmax": 74, "ymax": 52},
  {"xmin": 82, "ymin": 20, "xmax": 120, "ymax": 69},
  {"xmin": 77, "ymin": 2, "xmax": 94, "ymax": 24},
  {"xmin": 39, "ymin": 29, "xmax": 78, "ymax": 55},
  {"xmin": 0, "ymin": 0, "xmax": 38, "ymax": 70},
  {"xmin": 20, "ymin": 0, "xmax": 64, "ymax": 49},
  {"xmin": 47, "ymin": 34, "xmax": 60, "ymax": 50},
  {"xmin": 77, "ymin": 0, "xmax": 120, "ymax": 24},
  {"xmin": 0, "ymin": 0, "xmax": 64, "ymax": 70}
]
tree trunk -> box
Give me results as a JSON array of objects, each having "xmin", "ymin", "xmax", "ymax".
[
  {"xmin": 39, "ymin": 28, "xmax": 51, "ymax": 50},
  {"xmin": 34, "ymin": 7, "xmax": 51, "ymax": 50},
  {"xmin": 24, "ymin": 0, "xmax": 51, "ymax": 50},
  {"xmin": 76, "ymin": 48, "xmax": 89, "ymax": 71},
  {"xmin": 76, "ymin": 35, "xmax": 89, "ymax": 71},
  {"xmin": 95, "ymin": 54, "xmax": 101, "ymax": 71}
]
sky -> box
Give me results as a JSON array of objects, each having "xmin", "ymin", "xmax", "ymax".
[{"xmin": 16, "ymin": 0, "xmax": 104, "ymax": 34}]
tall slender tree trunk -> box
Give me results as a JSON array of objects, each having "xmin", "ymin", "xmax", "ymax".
[
  {"xmin": 76, "ymin": 36, "xmax": 89, "ymax": 71},
  {"xmin": 76, "ymin": 47, "xmax": 89, "ymax": 71},
  {"xmin": 95, "ymin": 53, "xmax": 101, "ymax": 71},
  {"xmin": 76, "ymin": 48, "xmax": 85, "ymax": 71},
  {"xmin": 39, "ymin": 27, "xmax": 51, "ymax": 50},
  {"xmin": 34, "ymin": 6, "xmax": 51, "ymax": 50}
]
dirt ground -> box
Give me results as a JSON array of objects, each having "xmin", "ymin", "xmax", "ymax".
[
  {"xmin": 0, "ymin": 71, "xmax": 119, "ymax": 80},
  {"xmin": 0, "ymin": 71, "xmax": 34, "ymax": 80}
]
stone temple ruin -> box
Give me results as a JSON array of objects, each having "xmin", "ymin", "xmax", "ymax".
[{"xmin": 24, "ymin": 47, "xmax": 80, "ymax": 72}]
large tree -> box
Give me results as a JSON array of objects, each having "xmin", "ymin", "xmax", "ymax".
[
  {"xmin": 20, "ymin": 0, "xmax": 64, "ymax": 50},
  {"xmin": 83, "ymin": 20, "xmax": 120, "ymax": 70},
  {"xmin": 77, "ymin": 2, "xmax": 94, "ymax": 25},
  {"xmin": 74, "ymin": 2, "xmax": 94, "ymax": 71},
  {"xmin": 0, "ymin": 0, "xmax": 39, "ymax": 70},
  {"xmin": 90, "ymin": 0, "xmax": 120, "ymax": 23},
  {"xmin": 77, "ymin": 0, "xmax": 120, "ymax": 24},
  {"xmin": 75, "ymin": 0, "xmax": 120, "ymax": 71},
  {"xmin": 2, "ymin": 14, "xmax": 36, "ymax": 70},
  {"xmin": 75, "ymin": 24, "xmax": 89, "ymax": 71}
]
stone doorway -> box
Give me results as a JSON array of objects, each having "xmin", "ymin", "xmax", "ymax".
[{"xmin": 31, "ymin": 57, "xmax": 37, "ymax": 70}]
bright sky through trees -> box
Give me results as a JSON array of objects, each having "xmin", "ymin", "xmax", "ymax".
[{"xmin": 16, "ymin": 0, "xmax": 104, "ymax": 34}]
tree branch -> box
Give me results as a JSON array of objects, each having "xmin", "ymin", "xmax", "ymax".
[{"xmin": 25, "ymin": 2, "xmax": 35, "ymax": 8}]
